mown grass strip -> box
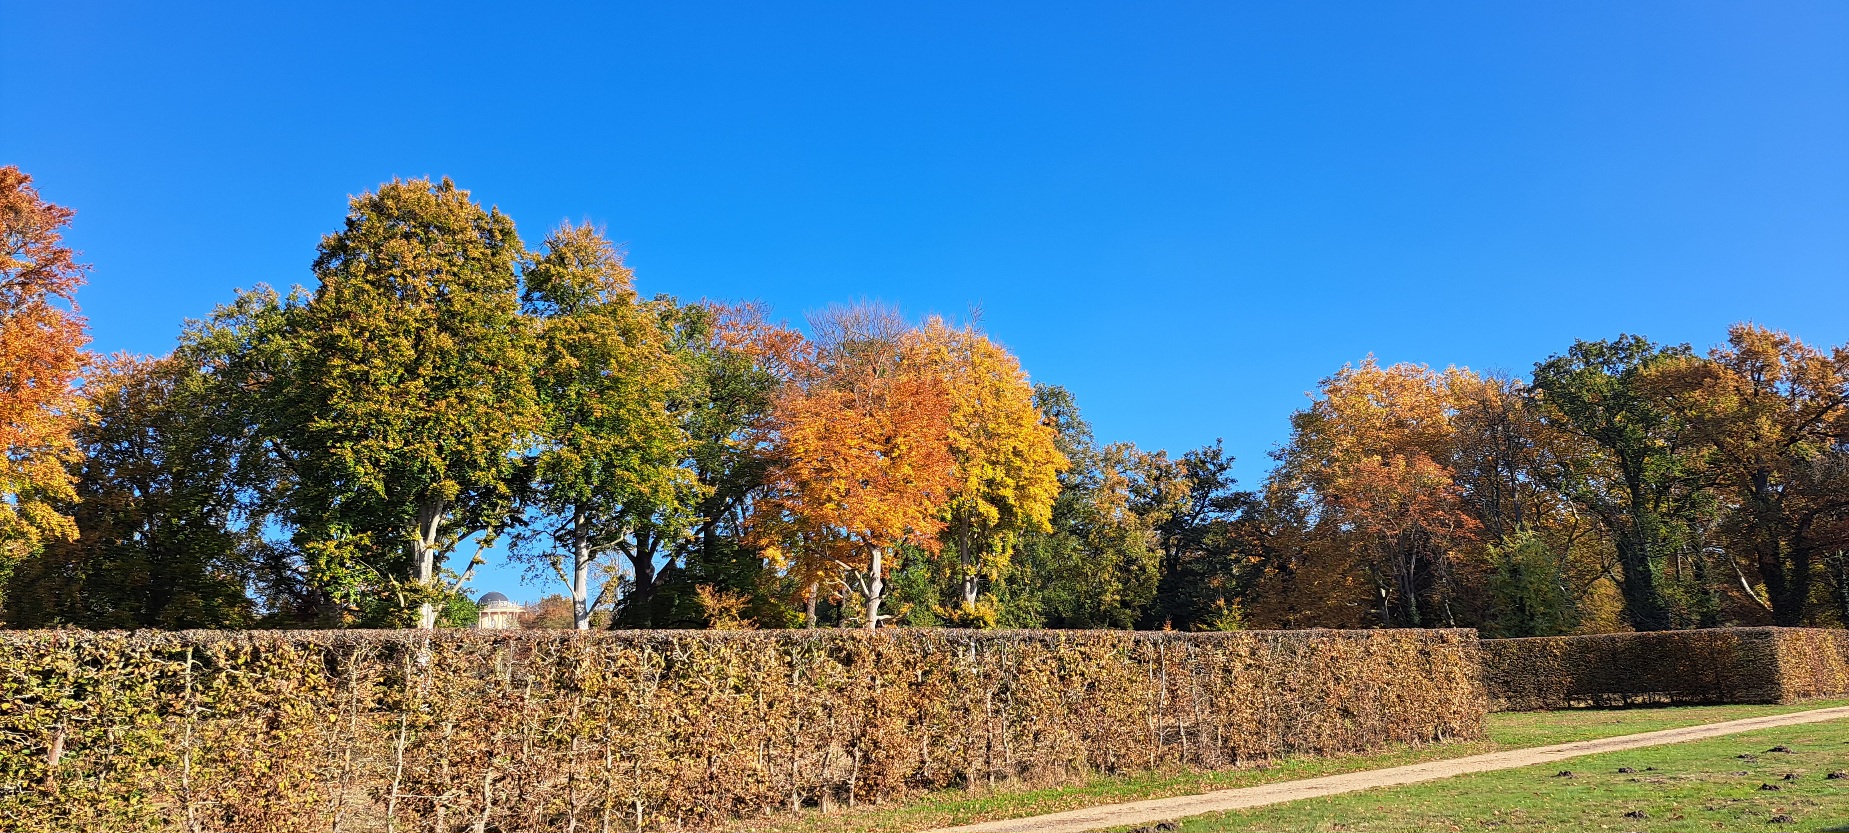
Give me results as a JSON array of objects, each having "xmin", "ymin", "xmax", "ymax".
[
  {"xmin": 735, "ymin": 700, "xmax": 1849, "ymax": 833},
  {"xmin": 1169, "ymin": 718, "xmax": 1849, "ymax": 832}
]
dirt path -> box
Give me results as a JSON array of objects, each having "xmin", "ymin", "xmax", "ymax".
[{"xmin": 926, "ymin": 705, "xmax": 1849, "ymax": 833}]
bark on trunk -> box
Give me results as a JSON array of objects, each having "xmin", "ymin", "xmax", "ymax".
[
  {"xmin": 1614, "ymin": 533, "xmax": 1671, "ymax": 631},
  {"xmin": 415, "ymin": 500, "xmax": 446, "ymax": 630},
  {"xmin": 1394, "ymin": 540, "xmax": 1422, "ymax": 629},
  {"xmin": 626, "ymin": 528, "xmax": 661, "ymax": 614},
  {"xmin": 1828, "ymin": 551, "xmax": 1849, "ymax": 626},
  {"xmin": 958, "ymin": 522, "xmax": 979, "ymax": 608},
  {"xmin": 572, "ymin": 509, "xmax": 594, "ymax": 630},
  {"xmin": 862, "ymin": 547, "xmax": 885, "ymax": 631}
]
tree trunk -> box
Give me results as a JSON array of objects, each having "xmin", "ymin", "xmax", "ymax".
[
  {"xmin": 805, "ymin": 582, "xmax": 819, "ymax": 629},
  {"xmin": 1613, "ymin": 532, "xmax": 1671, "ymax": 631},
  {"xmin": 626, "ymin": 529, "xmax": 660, "ymax": 614},
  {"xmin": 1826, "ymin": 550, "xmax": 1849, "ymax": 627},
  {"xmin": 958, "ymin": 522, "xmax": 979, "ymax": 608},
  {"xmin": 414, "ymin": 499, "xmax": 446, "ymax": 630},
  {"xmin": 1767, "ymin": 549, "xmax": 1811, "ymax": 627},
  {"xmin": 572, "ymin": 509, "xmax": 594, "ymax": 630},
  {"xmin": 1749, "ymin": 471, "xmax": 1809, "ymax": 626},
  {"xmin": 1690, "ymin": 550, "xmax": 1724, "ymax": 628},
  {"xmin": 632, "ymin": 556, "xmax": 656, "ymax": 598},
  {"xmin": 1394, "ymin": 540, "xmax": 1422, "ymax": 628},
  {"xmin": 863, "ymin": 547, "xmax": 885, "ymax": 631}
]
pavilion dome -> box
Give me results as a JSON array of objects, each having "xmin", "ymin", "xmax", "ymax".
[{"xmin": 474, "ymin": 591, "xmax": 523, "ymax": 630}]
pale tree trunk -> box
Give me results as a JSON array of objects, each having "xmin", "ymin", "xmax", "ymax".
[
  {"xmin": 805, "ymin": 582, "xmax": 819, "ymax": 629},
  {"xmin": 863, "ymin": 547, "xmax": 885, "ymax": 631},
  {"xmin": 557, "ymin": 505, "xmax": 628, "ymax": 631},
  {"xmin": 412, "ymin": 499, "xmax": 488, "ymax": 630},
  {"xmin": 571, "ymin": 509, "xmax": 594, "ymax": 631},
  {"xmin": 415, "ymin": 500, "xmax": 446, "ymax": 630},
  {"xmin": 839, "ymin": 547, "xmax": 890, "ymax": 630},
  {"xmin": 958, "ymin": 522, "xmax": 979, "ymax": 608}
]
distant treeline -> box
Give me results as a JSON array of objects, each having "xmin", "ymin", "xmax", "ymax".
[{"xmin": 2, "ymin": 168, "xmax": 1846, "ymax": 634}]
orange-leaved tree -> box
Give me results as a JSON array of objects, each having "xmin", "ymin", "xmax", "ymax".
[
  {"xmin": 1272, "ymin": 358, "xmax": 1481, "ymax": 627},
  {"xmin": 1653, "ymin": 323, "xmax": 1849, "ymax": 625},
  {"xmin": 913, "ymin": 317, "xmax": 1066, "ymax": 624},
  {"xmin": 758, "ymin": 304, "xmax": 955, "ymax": 629},
  {"xmin": 0, "ymin": 166, "xmax": 90, "ymax": 611}
]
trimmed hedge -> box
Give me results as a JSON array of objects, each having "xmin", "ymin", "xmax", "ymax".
[
  {"xmin": 0, "ymin": 628, "xmax": 1483, "ymax": 832},
  {"xmin": 1479, "ymin": 627, "xmax": 1849, "ymax": 711},
  {"xmin": 1771, "ymin": 627, "xmax": 1849, "ymax": 702}
]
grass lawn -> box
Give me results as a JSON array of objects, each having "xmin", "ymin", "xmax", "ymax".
[
  {"xmin": 732, "ymin": 699, "xmax": 1849, "ymax": 833},
  {"xmin": 1167, "ymin": 718, "xmax": 1849, "ymax": 833}
]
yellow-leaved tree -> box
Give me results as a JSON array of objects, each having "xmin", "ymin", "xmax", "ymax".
[
  {"xmin": 914, "ymin": 317, "xmax": 1066, "ymax": 625},
  {"xmin": 1650, "ymin": 323, "xmax": 1849, "ymax": 625}
]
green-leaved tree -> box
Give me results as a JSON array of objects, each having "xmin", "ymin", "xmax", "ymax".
[
  {"xmin": 279, "ymin": 177, "xmax": 537, "ymax": 628},
  {"xmin": 1531, "ymin": 335, "xmax": 1697, "ymax": 631},
  {"xmin": 514, "ymin": 223, "xmax": 693, "ymax": 630}
]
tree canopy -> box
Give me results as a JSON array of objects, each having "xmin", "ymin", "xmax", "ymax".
[
  {"xmin": 277, "ymin": 177, "xmax": 538, "ymax": 628},
  {"xmin": 7, "ymin": 167, "xmax": 1849, "ymax": 635},
  {"xmin": 0, "ymin": 166, "xmax": 89, "ymax": 611}
]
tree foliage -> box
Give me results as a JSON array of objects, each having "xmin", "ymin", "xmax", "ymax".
[
  {"xmin": 1531, "ymin": 336, "xmax": 1700, "ymax": 631},
  {"xmin": 0, "ymin": 166, "xmax": 89, "ymax": 611},
  {"xmin": 513, "ymin": 223, "xmax": 691, "ymax": 629},
  {"xmin": 1654, "ymin": 324, "xmax": 1849, "ymax": 625},
  {"xmin": 1002, "ymin": 385, "xmax": 1163, "ymax": 629},
  {"xmin": 276, "ymin": 177, "xmax": 538, "ymax": 627},
  {"xmin": 5, "ymin": 358, "xmax": 253, "ymax": 627},
  {"xmin": 1271, "ymin": 359, "xmax": 1481, "ymax": 627},
  {"xmin": 757, "ymin": 304, "xmax": 956, "ymax": 629},
  {"xmin": 912, "ymin": 317, "xmax": 1065, "ymax": 624},
  {"xmin": 608, "ymin": 302, "xmax": 804, "ymax": 629},
  {"xmin": 6, "ymin": 167, "xmax": 1847, "ymax": 635}
]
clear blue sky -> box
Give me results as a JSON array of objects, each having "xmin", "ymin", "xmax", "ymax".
[{"xmin": 7, "ymin": 2, "xmax": 1846, "ymax": 600}]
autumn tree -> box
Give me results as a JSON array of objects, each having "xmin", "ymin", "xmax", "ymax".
[
  {"xmin": 275, "ymin": 178, "xmax": 537, "ymax": 628},
  {"xmin": 994, "ymin": 385, "xmax": 1163, "ymax": 629},
  {"xmin": 1655, "ymin": 324, "xmax": 1849, "ymax": 625},
  {"xmin": 1531, "ymin": 336, "xmax": 1700, "ymax": 631},
  {"xmin": 1270, "ymin": 359, "xmax": 1481, "ymax": 628},
  {"xmin": 4, "ymin": 356, "xmax": 274, "ymax": 627},
  {"xmin": 758, "ymin": 304, "xmax": 955, "ymax": 629},
  {"xmin": 1135, "ymin": 442, "xmax": 1263, "ymax": 630},
  {"xmin": 0, "ymin": 166, "xmax": 90, "ymax": 613},
  {"xmin": 608, "ymin": 302, "xmax": 805, "ymax": 628},
  {"xmin": 513, "ymin": 223, "xmax": 692, "ymax": 629},
  {"xmin": 1450, "ymin": 373, "xmax": 1550, "ymax": 540},
  {"xmin": 912, "ymin": 318, "xmax": 1065, "ymax": 624},
  {"xmin": 1449, "ymin": 373, "xmax": 1603, "ymax": 635},
  {"xmin": 5, "ymin": 283, "xmax": 327, "ymax": 628},
  {"xmin": 518, "ymin": 594, "xmax": 583, "ymax": 629}
]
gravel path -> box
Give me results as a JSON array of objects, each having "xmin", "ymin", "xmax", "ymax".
[{"xmin": 926, "ymin": 704, "xmax": 1849, "ymax": 833}]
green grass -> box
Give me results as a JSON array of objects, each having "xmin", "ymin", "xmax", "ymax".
[
  {"xmin": 730, "ymin": 700, "xmax": 1849, "ymax": 833},
  {"xmin": 1169, "ymin": 719, "xmax": 1849, "ymax": 832},
  {"xmin": 1485, "ymin": 700, "xmax": 1849, "ymax": 748}
]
